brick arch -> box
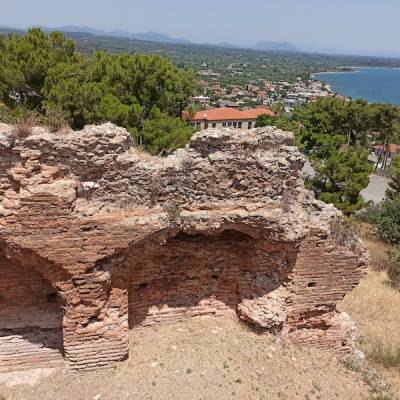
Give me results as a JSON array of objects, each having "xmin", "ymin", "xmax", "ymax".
[
  {"xmin": 109, "ymin": 225, "xmax": 299, "ymax": 333},
  {"xmin": 0, "ymin": 238, "xmax": 72, "ymax": 291},
  {"xmin": 0, "ymin": 241, "xmax": 65, "ymax": 372}
]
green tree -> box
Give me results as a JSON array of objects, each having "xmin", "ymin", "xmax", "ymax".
[
  {"xmin": 294, "ymin": 97, "xmax": 374, "ymax": 151},
  {"xmin": 289, "ymin": 98, "xmax": 392, "ymax": 214},
  {"xmin": 0, "ymin": 28, "xmax": 77, "ymax": 108},
  {"xmin": 41, "ymin": 50, "xmax": 196, "ymax": 130},
  {"xmin": 370, "ymin": 103, "xmax": 400, "ymax": 171},
  {"xmin": 386, "ymin": 154, "xmax": 400, "ymax": 199},
  {"xmin": 255, "ymin": 113, "xmax": 298, "ymax": 132},
  {"xmin": 369, "ymin": 196, "xmax": 400, "ymax": 244},
  {"xmin": 308, "ymin": 147, "xmax": 372, "ymax": 215},
  {"xmin": 0, "ymin": 29, "xmax": 197, "ymax": 152},
  {"xmin": 140, "ymin": 109, "xmax": 195, "ymax": 155}
]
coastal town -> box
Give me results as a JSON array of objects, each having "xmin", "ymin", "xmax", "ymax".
[
  {"xmin": 185, "ymin": 68, "xmax": 397, "ymax": 207},
  {"xmin": 192, "ymin": 71, "xmax": 334, "ymax": 114}
]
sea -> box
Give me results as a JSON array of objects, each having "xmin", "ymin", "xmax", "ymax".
[{"xmin": 314, "ymin": 68, "xmax": 400, "ymax": 105}]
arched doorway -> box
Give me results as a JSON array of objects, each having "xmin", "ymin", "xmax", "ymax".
[
  {"xmin": 123, "ymin": 229, "xmax": 296, "ymax": 330},
  {"xmin": 0, "ymin": 254, "xmax": 64, "ymax": 371}
]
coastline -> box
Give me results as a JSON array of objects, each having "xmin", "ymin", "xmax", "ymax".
[
  {"xmin": 311, "ymin": 67, "xmax": 400, "ymax": 105},
  {"xmin": 312, "ymin": 68, "xmax": 359, "ymax": 77}
]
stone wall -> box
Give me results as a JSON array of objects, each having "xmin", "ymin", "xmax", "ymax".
[{"xmin": 0, "ymin": 123, "xmax": 368, "ymax": 372}]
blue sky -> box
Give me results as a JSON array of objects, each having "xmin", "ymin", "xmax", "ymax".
[{"xmin": 2, "ymin": 0, "xmax": 399, "ymax": 56}]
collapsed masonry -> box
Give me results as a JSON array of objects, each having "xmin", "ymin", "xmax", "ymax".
[{"xmin": 0, "ymin": 123, "xmax": 367, "ymax": 373}]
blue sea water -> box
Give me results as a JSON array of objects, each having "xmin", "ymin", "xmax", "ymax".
[{"xmin": 315, "ymin": 68, "xmax": 400, "ymax": 105}]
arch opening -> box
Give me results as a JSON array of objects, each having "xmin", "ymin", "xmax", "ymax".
[
  {"xmin": 0, "ymin": 254, "xmax": 64, "ymax": 372},
  {"xmin": 123, "ymin": 229, "xmax": 297, "ymax": 330}
]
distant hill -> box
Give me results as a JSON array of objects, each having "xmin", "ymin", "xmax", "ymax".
[
  {"xmin": 34, "ymin": 25, "xmax": 192, "ymax": 45},
  {"xmin": 0, "ymin": 25, "xmax": 298, "ymax": 52},
  {"xmin": 215, "ymin": 42, "xmax": 238, "ymax": 49},
  {"xmin": 253, "ymin": 40, "xmax": 299, "ymax": 53}
]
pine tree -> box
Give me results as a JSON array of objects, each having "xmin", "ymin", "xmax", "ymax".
[{"xmin": 387, "ymin": 155, "xmax": 400, "ymax": 199}]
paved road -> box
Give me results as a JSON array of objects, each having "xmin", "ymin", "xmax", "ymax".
[
  {"xmin": 302, "ymin": 161, "xmax": 390, "ymax": 204},
  {"xmin": 361, "ymin": 174, "xmax": 390, "ymax": 204}
]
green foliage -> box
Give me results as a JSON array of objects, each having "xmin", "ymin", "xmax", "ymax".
[
  {"xmin": 386, "ymin": 155, "xmax": 400, "ymax": 199},
  {"xmin": 0, "ymin": 28, "xmax": 77, "ymax": 107},
  {"xmin": 255, "ymin": 114, "xmax": 298, "ymax": 132},
  {"xmin": 287, "ymin": 97, "xmax": 400, "ymax": 214},
  {"xmin": 294, "ymin": 97, "xmax": 376, "ymax": 150},
  {"xmin": 370, "ymin": 103, "xmax": 400, "ymax": 143},
  {"xmin": 255, "ymin": 114, "xmax": 275, "ymax": 128},
  {"xmin": 40, "ymin": 50, "xmax": 196, "ymax": 130},
  {"xmin": 0, "ymin": 29, "xmax": 197, "ymax": 153},
  {"xmin": 308, "ymin": 147, "xmax": 372, "ymax": 214},
  {"xmin": 140, "ymin": 109, "xmax": 195, "ymax": 155},
  {"xmin": 369, "ymin": 196, "xmax": 400, "ymax": 244}
]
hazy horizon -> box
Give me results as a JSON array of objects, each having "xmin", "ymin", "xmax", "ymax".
[{"xmin": 3, "ymin": 0, "xmax": 400, "ymax": 57}]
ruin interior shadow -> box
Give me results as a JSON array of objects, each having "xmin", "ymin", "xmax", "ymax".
[
  {"xmin": 121, "ymin": 229, "xmax": 298, "ymax": 330},
  {"xmin": 0, "ymin": 253, "xmax": 64, "ymax": 371}
]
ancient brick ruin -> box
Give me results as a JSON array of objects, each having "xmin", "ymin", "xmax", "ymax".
[{"xmin": 0, "ymin": 123, "xmax": 367, "ymax": 373}]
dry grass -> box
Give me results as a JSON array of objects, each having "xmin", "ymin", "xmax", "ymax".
[
  {"xmin": 340, "ymin": 226, "xmax": 400, "ymax": 396},
  {"xmin": 358, "ymin": 223, "xmax": 393, "ymax": 271},
  {"xmin": 12, "ymin": 115, "xmax": 37, "ymax": 139}
]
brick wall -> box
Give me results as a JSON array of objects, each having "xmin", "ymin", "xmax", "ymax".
[
  {"xmin": 0, "ymin": 257, "xmax": 63, "ymax": 371},
  {"xmin": 125, "ymin": 230, "xmax": 294, "ymax": 329}
]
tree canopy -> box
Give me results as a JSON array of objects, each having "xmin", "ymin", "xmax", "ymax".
[
  {"xmin": 0, "ymin": 28, "xmax": 197, "ymax": 154},
  {"xmin": 386, "ymin": 154, "xmax": 400, "ymax": 200},
  {"xmin": 255, "ymin": 97, "xmax": 400, "ymax": 214}
]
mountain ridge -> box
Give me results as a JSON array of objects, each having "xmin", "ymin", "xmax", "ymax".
[{"xmin": 0, "ymin": 24, "xmax": 300, "ymax": 52}]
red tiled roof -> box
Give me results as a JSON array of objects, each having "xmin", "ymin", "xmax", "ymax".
[
  {"xmin": 373, "ymin": 144, "xmax": 399, "ymax": 154},
  {"xmin": 242, "ymin": 108, "xmax": 275, "ymax": 119},
  {"xmin": 189, "ymin": 107, "xmax": 274, "ymax": 122}
]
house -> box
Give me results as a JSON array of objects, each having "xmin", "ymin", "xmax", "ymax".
[
  {"xmin": 197, "ymin": 80, "xmax": 209, "ymax": 95},
  {"xmin": 257, "ymin": 91, "xmax": 268, "ymax": 102},
  {"xmin": 372, "ymin": 143, "xmax": 399, "ymax": 159},
  {"xmin": 183, "ymin": 107, "xmax": 275, "ymax": 130},
  {"xmin": 218, "ymin": 99, "xmax": 240, "ymax": 108},
  {"xmin": 231, "ymin": 86, "xmax": 243, "ymax": 96},
  {"xmin": 192, "ymin": 95, "xmax": 210, "ymax": 105},
  {"xmin": 246, "ymin": 84, "xmax": 260, "ymax": 94}
]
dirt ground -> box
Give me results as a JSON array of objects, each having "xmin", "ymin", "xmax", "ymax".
[{"xmin": 1, "ymin": 314, "xmax": 371, "ymax": 400}]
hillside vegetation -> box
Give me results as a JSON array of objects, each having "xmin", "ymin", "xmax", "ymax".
[
  {"xmin": 257, "ymin": 98, "xmax": 400, "ymax": 214},
  {"xmin": 0, "ymin": 28, "xmax": 196, "ymax": 154}
]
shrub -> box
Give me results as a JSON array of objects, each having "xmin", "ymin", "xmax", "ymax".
[
  {"xmin": 12, "ymin": 114, "xmax": 37, "ymax": 139},
  {"xmin": 140, "ymin": 110, "xmax": 195, "ymax": 155},
  {"xmin": 357, "ymin": 203, "xmax": 382, "ymax": 224},
  {"xmin": 368, "ymin": 338, "xmax": 400, "ymax": 368},
  {"xmin": 42, "ymin": 105, "xmax": 69, "ymax": 132},
  {"xmin": 369, "ymin": 196, "xmax": 400, "ymax": 244}
]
